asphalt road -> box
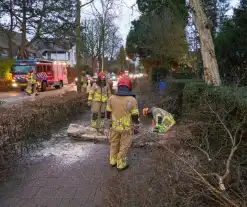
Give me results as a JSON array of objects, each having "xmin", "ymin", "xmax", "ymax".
[{"xmin": 0, "ymin": 84, "xmax": 76, "ymax": 105}]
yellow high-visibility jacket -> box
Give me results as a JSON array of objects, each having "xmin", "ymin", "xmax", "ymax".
[
  {"xmin": 88, "ymin": 82, "xmax": 111, "ymax": 103},
  {"xmin": 106, "ymin": 95, "xmax": 139, "ymax": 132}
]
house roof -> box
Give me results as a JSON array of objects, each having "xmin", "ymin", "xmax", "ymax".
[
  {"xmin": 0, "ymin": 30, "xmax": 40, "ymax": 56},
  {"xmin": 31, "ymin": 38, "xmax": 73, "ymax": 54}
]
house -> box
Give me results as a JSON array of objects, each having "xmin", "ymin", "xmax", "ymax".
[
  {"xmin": 32, "ymin": 39, "xmax": 95, "ymax": 68},
  {"xmin": 31, "ymin": 38, "xmax": 72, "ymax": 64},
  {"xmin": 0, "ymin": 31, "xmax": 41, "ymax": 58}
]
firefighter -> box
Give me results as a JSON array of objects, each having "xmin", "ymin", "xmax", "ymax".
[
  {"xmin": 88, "ymin": 72, "xmax": 111, "ymax": 131},
  {"xmin": 81, "ymin": 70, "xmax": 88, "ymax": 93},
  {"xmin": 26, "ymin": 69, "xmax": 38, "ymax": 95},
  {"xmin": 106, "ymin": 77, "xmax": 139, "ymax": 170},
  {"xmin": 142, "ymin": 107, "xmax": 175, "ymax": 133},
  {"xmin": 31, "ymin": 69, "xmax": 38, "ymax": 95}
]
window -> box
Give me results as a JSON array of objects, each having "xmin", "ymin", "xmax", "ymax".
[
  {"xmin": 43, "ymin": 66, "xmax": 47, "ymax": 72},
  {"xmin": 37, "ymin": 65, "xmax": 42, "ymax": 73},
  {"xmin": 47, "ymin": 65, "xmax": 52, "ymax": 72}
]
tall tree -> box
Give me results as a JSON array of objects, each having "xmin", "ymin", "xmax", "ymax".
[
  {"xmin": 0, "ymin": 0, "xmax": 16, "ymax": 58},
  {"xmin": 117, "ymin": 46, "xmax": 127, "ymax": 72},
  {"xmin": 10, "ymin": 0, "xmax": 76, "ymax": 58},
  {"xmin": 75, "ymin": 0, "xmax": 94, "ymax": 92},
  {"xmin": 214, "ymin": 0, "xmax": 247, "ymax": 85},
  {"xmin": 190, "ymin": 0, "xmax": 221, "ymax": 86},
  {"xmin": 126, "ymin": 0, "xmax": 188, "ymax": 67},
  {"xmin": 91, "ymin": 0, "xmax": 119, "ymax": 71}
]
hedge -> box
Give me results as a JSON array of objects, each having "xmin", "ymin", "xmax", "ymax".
[
  {"xmin": 0, "ymin": 92, "xmax": 87, "ymax": 152},
  {"xmin": 0, "ymin": 59, "xmax": 14, "ymax": 79},
  {"xmin": 182, "ymin": 80, "xmax": 247, "ymax": 193}
]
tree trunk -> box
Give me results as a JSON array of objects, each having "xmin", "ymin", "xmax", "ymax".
[
  {"xmin": 190, "ymin": 0, "xmax": 221, "ymax": 86},
  {"xmin": 92, "ymin": 57, "xmax": 97, "ymax": 75},
  {"xmin": 7, "ymin": 0, "xmax": 14, "ymax": 58},
  {"xmin": 20, "ymin": 0, "xmax": 27, "ymax": 59},
  {"xmin": 76, "ymin": 0, "xmax": 82, "ymax": 92}
]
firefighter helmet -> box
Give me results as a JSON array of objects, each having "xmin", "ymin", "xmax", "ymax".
[
  {"xmin": 118, "ymin": 77, "xmax": 132, "ymax": 90},
  {"xmin": 143, "ymin": 108, "xmax": 149, "ymax": 116},
  {"xmin": 143, "ymin": 107, "xmax": 155, "ymax": 116},
  {"xmin": 98, "ymin": 72, "xmax": 106, "ymax": 80},
  {"xmin": 81, "ymin": 71, "xmax": 86, "ymax": 76},
  {"xmin": 29, "ymin": 69, "xmax": 33, "ymax": 73}
]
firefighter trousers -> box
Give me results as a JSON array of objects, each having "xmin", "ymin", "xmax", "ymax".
[
  {"xmin": 25, "ymin": 82, "xmax": 32, "ymax": 94},
  {"xmin": 91, "ymin": 101, "xmax": 106, "ymax": 128},
  {"xmin": 109, "ymin": 130, "xmax": 132, "ymax": 160}
]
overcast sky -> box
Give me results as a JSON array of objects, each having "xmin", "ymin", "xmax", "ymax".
[{"xmin": 82, "ymin": 0, "xmax": 240, "ymax": 46}]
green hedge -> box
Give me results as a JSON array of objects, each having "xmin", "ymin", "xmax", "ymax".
[
  {"xmin": 0, "ymin": 59, "xmax": 14, "ymax": 79},
  {"xmin": 151, "ymin": 67, "xmax": 169, "ymax": 82},
  {"xmin": 172, "ymin": 71, "xmax": 197, "ymax": 79}
]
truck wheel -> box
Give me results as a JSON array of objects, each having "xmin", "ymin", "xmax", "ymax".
[
  {"xmin": 59, "ymin": 80, "xmax": 63, "ymax": 88},
  {"xmin": 41, "ymin": 81, "xmax": 47, "ymax": 92},
  {"xmin": 55, "ymin": 81, "xmax": 63, "ymax": 89}
]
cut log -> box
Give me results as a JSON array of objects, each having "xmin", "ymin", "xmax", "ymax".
[
  {"xmin": 67, "ymin": 124, "xmax": 108, "ymax": 141},
  {"xmin": 67, "ymin": 124, "xmax": 179, "ymax": 147}
]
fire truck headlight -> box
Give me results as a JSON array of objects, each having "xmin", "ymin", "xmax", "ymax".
[
  {"xmin": 12, "ymin": 79, "xmax": 16, "ymax": 82},
  {"xmin": 12, "ymin": 83, "xmax": 18, "ymax": 87}
]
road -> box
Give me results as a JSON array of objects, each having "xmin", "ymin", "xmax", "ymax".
[{"xmin": 0, "ymin": 84, "xmax": 76, "ymax": 106}]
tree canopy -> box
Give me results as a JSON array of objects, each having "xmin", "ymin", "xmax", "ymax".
[
  {"xmin": 214, "ymin": 0, "xmax": 247, "ymax": 85},
  {"xmin": 126, "ymin": 0, "xmax": 188, "ymax": 66}
]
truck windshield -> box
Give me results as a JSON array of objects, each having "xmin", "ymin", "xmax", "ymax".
[{"xmin": 11, "ymin": 65, "xmax": 32, "ymax": 74}]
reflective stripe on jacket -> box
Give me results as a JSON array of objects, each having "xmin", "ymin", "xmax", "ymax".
[
  {"xmin": 88, "ymin": 82, "xmax": 111, "ymax": 103},
  {"xmin": 106, "ymin": 95, "xmax": 139, "ymax": 132}
]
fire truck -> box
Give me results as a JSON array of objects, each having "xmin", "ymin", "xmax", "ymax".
[{"xmin": 11, "ymin": 59, "xmax": 68, "ymax": 91}]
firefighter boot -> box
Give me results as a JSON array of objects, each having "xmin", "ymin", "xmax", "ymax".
[
  {"xmin": 117, "ymin": 157, "xmax": 129, "ymax": 170},
  {"xmin": 110, "ymin": 156, "xmax": 117, "ymax": 167}
]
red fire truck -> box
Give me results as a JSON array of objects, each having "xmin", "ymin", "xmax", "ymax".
[{"xmin": 11, "ymin": 59, "xmax": 68, "ymax": 91}]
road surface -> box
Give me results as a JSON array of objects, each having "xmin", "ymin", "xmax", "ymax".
[{"xmin": 0, "ymin": 84, "xmax": 76, "ymax": 106}]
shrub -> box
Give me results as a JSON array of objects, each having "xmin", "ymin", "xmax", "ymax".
[
  {"xmin": 0, "ymin": 92, "xmax": 87, "ymax": 151},
  {"xmin": 181, "ymin": 82, "xmax": 247, "ymax": 206},
  {"xmin": 0, "ymin": 59, "xmax": 14, "ymax": 79},
  {"xmin": 151, "ymin": 67, "xmax": 169, "ymax": 82}
]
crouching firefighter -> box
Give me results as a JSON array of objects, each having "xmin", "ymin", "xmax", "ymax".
[
  {"xmin": 25, "ymin": 69, "xmax": 38, "ymax": 96},
  {"xmin": 88, "ymin": 72, "xmax": 111, "ymax": 131},
  {"xmin": 143, "ymin": 107, "xmax": 175, "ymax": 133},
  {"xmin": 106, "ymin": 77, "xmax": 139, "ymax": 170}
]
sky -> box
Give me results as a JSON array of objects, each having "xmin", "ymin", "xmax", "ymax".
[{"xmin": 82, "ymin": 0, "xmax": 240, "ymax": 46}]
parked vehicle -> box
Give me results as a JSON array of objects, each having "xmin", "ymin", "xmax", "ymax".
[{"xmin": 11, "ymin": 59, "xmax": 68, "ymax": 91}]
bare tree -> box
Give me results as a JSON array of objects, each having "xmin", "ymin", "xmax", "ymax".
[
  {"xmin": 83, "ymin": 18, "xmax": 101, "ymax": 74},
  {"xmin": 0, "ymin": 0, "xmax": 18, "ymax": 58},
  {"xmin": 91, "ymin": 0, "xmax": 120, "ymax": 71}
]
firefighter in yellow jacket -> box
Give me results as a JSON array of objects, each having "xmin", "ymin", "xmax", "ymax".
[
  {"xmin": 88, "ymin": 72, "xmax": 111, "ymax": 130},
  {"xmin": 106, "ymin": 77, "xmax": 140, "ymax": 170},
  {"xmin": 81, "ymin": 71, "xmax": 88, "ymax": 93},
  {"xmin": 25, "ymin": 69, "xmax": 38, "ymax": 95},
  {"xmin": 143, "ymin": 107, "xmax": 175, "ymax": 133}
]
